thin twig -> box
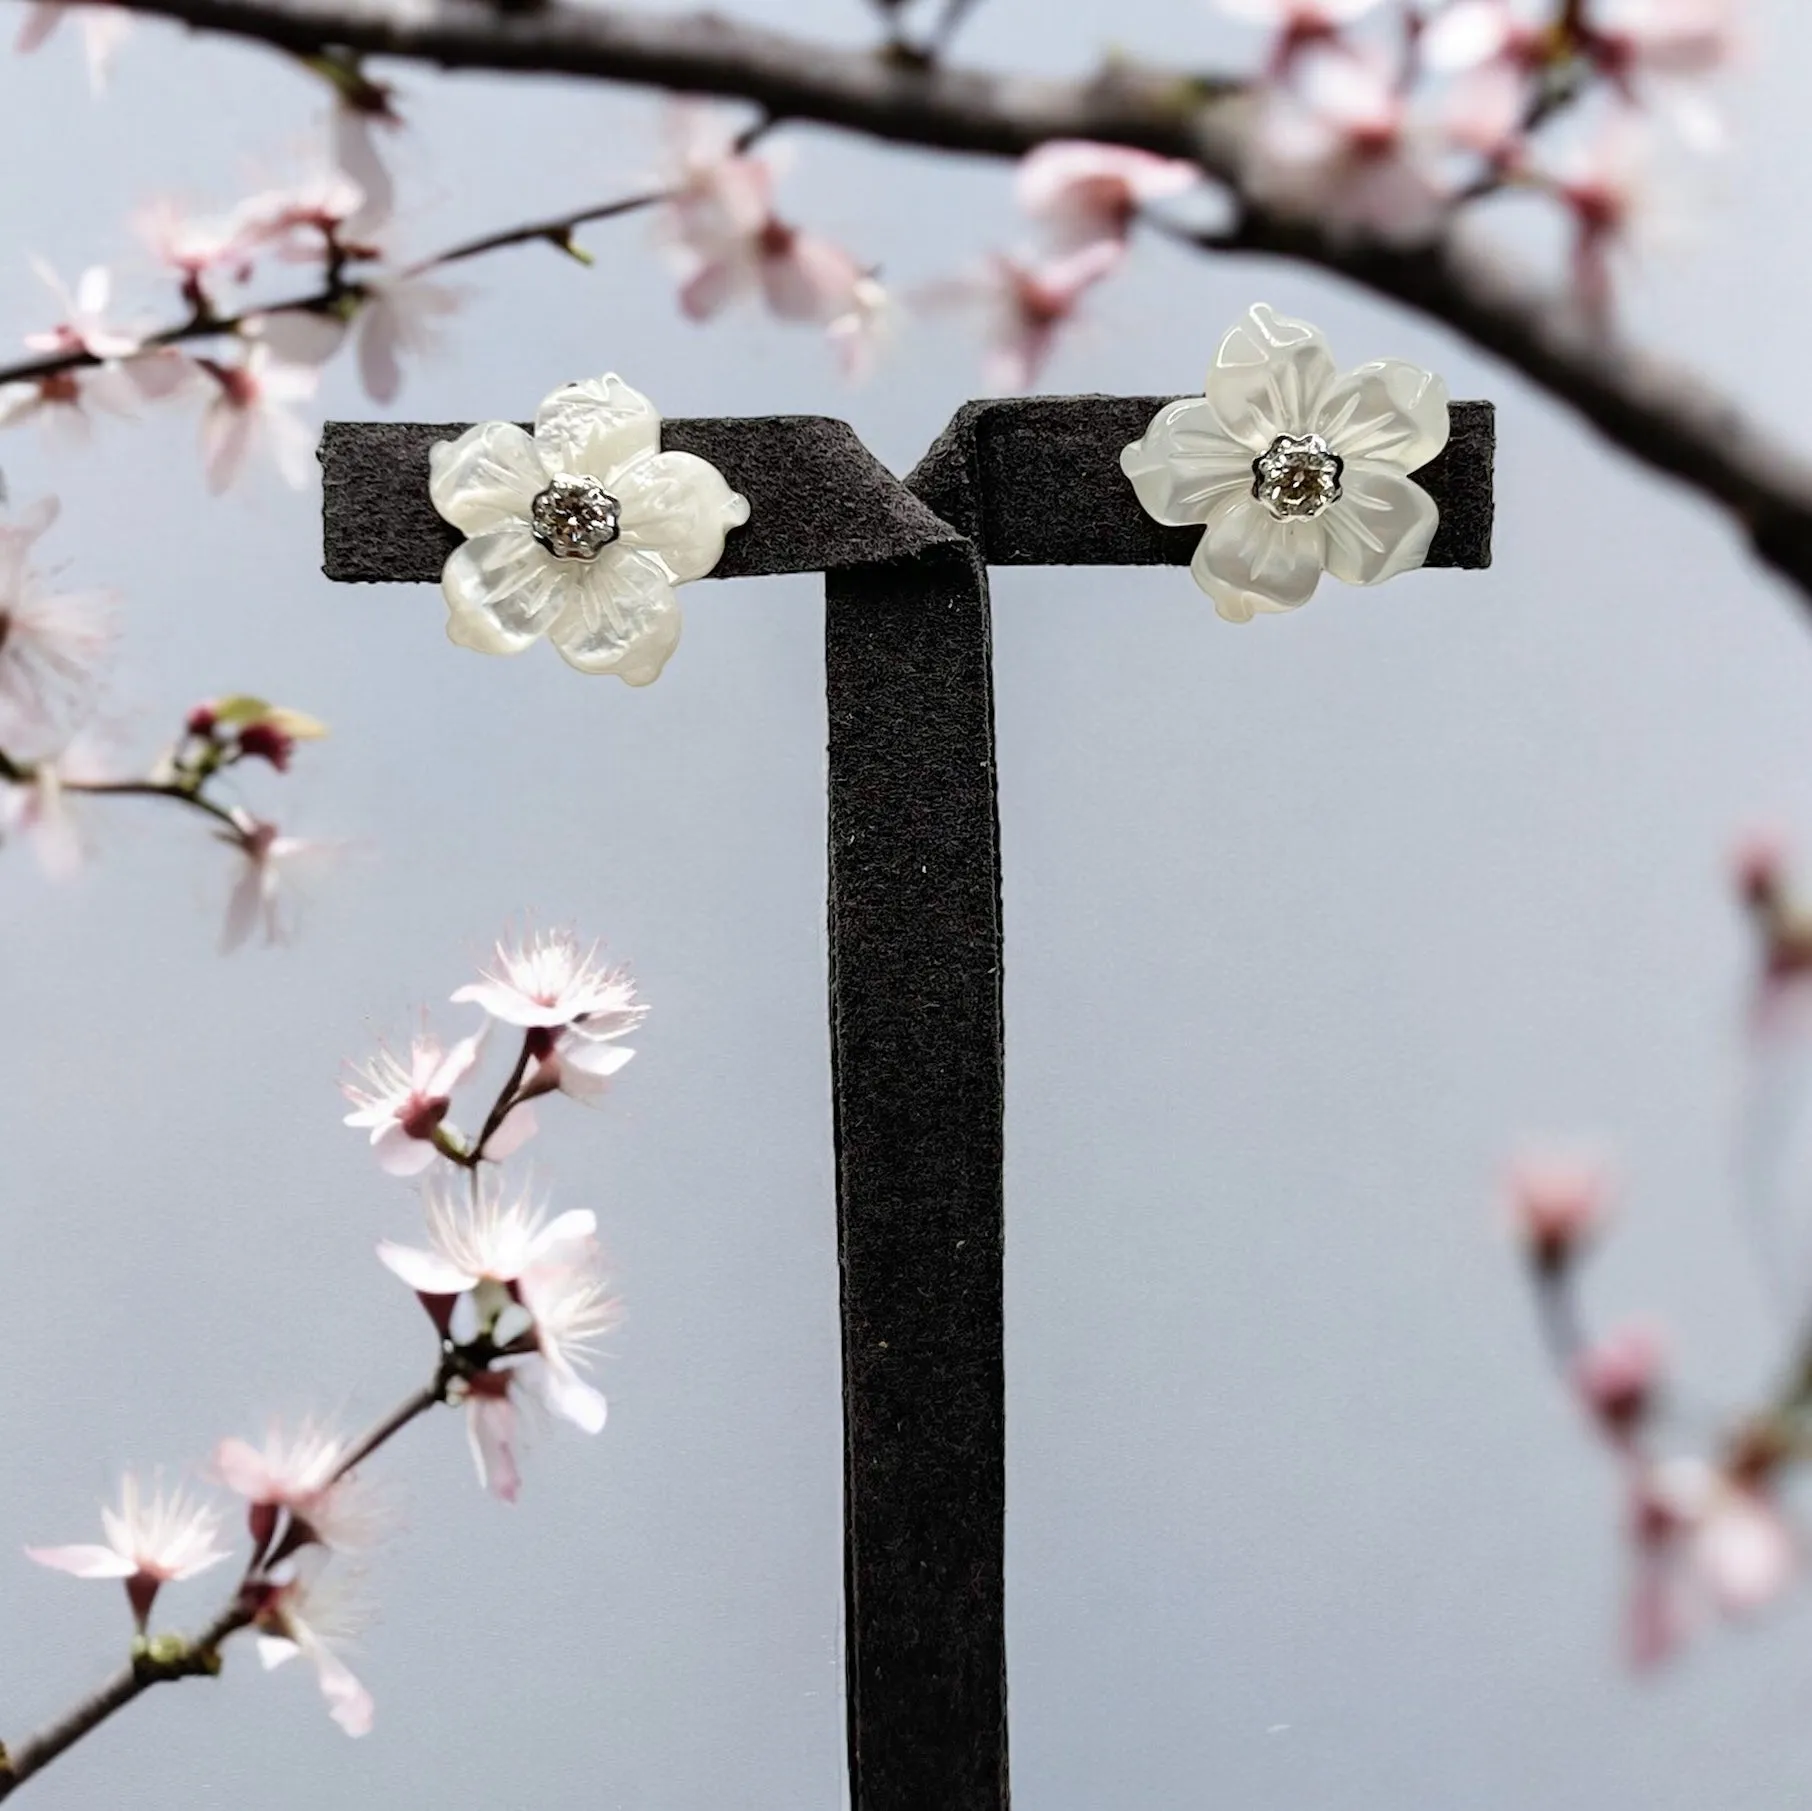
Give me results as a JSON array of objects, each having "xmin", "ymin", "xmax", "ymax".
[{"xmin": 466, "ymin": 1031, "xmax": 537, "ymax": 1166}]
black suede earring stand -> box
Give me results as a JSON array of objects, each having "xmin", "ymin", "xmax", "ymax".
[{"xmin": 320, "ymin": 396, "xmax": 1494, "ymax": 1811}]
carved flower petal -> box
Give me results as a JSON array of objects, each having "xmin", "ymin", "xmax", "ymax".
[
  {"xmin": 533, "ymin": 374, "xmax": 663, "ymax": 482},
  {"xmin": 428, "ymin": 421, "xmax": 548, "ymax": 536},
  {"xmin": 1191, "ymin": 492, "xmax": 1327, "ymax": 623},
  {"xmin": 1204, "ymin": 303, "xmax": 1339, "ymax": 452},
  {"xmin": 1320, "ymin": 462, "xmax": 1440, "ymax": 585},
  {"xmin": 441, "ymin": 525, "xmax": 583, "ymax": 656},
  {"xmin": 1314, "ymin": 359, "xmax": 1450, "ymax": 471},
  {"xmin": 613, "ymin": 450, "xmax": 750, "ymax": 582},
  {"xmin": 1119, "ymin": 396, "xmax": 1255, "ymax": 527},
  {"xmin": 547, "ymin": 547, "xmax": 684, "ymax": 686}
]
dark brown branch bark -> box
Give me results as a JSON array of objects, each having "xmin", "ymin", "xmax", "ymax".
[{"xmin": 36, "ymin": 0, "xmax": 1812, "ymax": 598}]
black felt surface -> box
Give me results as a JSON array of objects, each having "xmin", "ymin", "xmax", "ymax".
[
  {"xmin": 320, "ymin": 393, "xmax": 1497, "ymax": 1811},
  {"xmin": 827, "ymin": 541, "xmax": 1008, "ymax": 1811},
  {"xmin": 319, "ymin": 399, "xmax": 1493, "ymax": 584}
]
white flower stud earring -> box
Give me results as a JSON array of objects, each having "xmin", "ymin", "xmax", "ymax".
[
  {"xmin": 1121, "ymin": 303, "xmax": 1449, "ymax": 623},
  {"xmin": 428, "ymin": 373, "xmax": 750, "ymax": 685}
]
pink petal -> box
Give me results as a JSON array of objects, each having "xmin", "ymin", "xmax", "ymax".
[
  {"xmin": 200, "ymin": 401, "xmax": 253, "ymax": 497},
  {"xmin": 314, "ymin": 1647, "xmax": 374, "ymax": 1736},
  {"xmin": 212, "ymin": 1437, "xmax": 274, "ymax": 1500},
  {"xmin": 374, "ymin": 1123, "xmax": 440, "ymax": 1178},
  {"xmin": 26, "ymin": 1542, "xmax": 135, "ymax": 1578},
  {"xmin": 679, "ymin": 257, "xmax": 744, "ymax": 322},
  {"xmin": 467, "ymin": 1396, "xmax": 521, "ymax": 1503},
  {"xmin": 376, "ymin": 1240, "xmax": 474, "ymax": 1295}
]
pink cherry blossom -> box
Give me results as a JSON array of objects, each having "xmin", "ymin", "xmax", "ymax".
[
  {"xmin": 218, "ymin": 810, "xmax": 314, "ymax": 952},
  {"xmin": 1506, "ymin": 1152, "xmax": 1610, "ymax": 1271},
  {"xmin": 1625, "ymin": 1457, "xmax": 1797, "ymax": 1667},
  {"xmin": 0, "ymin": 367, "xmax": 136, "ymax": 446},
  {"xmin": 342, "ymin": 1028, "xmax": 484, "ymax": 1175},
  {"xmin": 453, "ymin": 927, "xmax": 646, "ymax": 1034},
  {"xmin": 1573, "ymin": 1323, "xmax": 1663, "ymax": 1439},
  {"xmin": 197, "ymin": 345, "xmax": 318, "ymax": 493},
  {"xmin": 214, "ymin": 1420, "xmax": 388, "ymax": 1556},
  {"xmin": 927, "ymin": 239, "xmax": 1122, "ymax": 394},
  {"xmin": 253, "ymin": 1557, "xmax": 374, "ymax": 1736},
  {"xmin": 0, "ymin": 496, "xmax": 116, "ymax": 749},
  {"xmin": 0, "ymin": 727, "xmax": 116, "ymax": 878},
  {"xmin": 354, "ymin": 274, "xmax": 464, "ymax": 404},
  {"xmin": 660, "ymin": 102, "xmax": 866, "ymax": 328},
  {"xmin": 1247, "ymin": 42, "xmax": 1452, "ymax": 243},
  {"xmin": 27, "ymin": 1473, "xmax": 230, "ymax": 1628},
  {"xmin": 233, "ymin": 161, "xmax": 368, "ymax": 264},
  {"xmin": 14, "ymin": 2, "xmax": 129, "ymax": 91},
  {"xmin": 1422, "ymin": 0, "xmax": 1550, "ymax": 161},
  {"xmin": 378, "ymin": 1171, "xmax": 596, "ymax": 1306},
  {"xmin": 21, "ymin": 258, "xmax": 139, "ymax": 361},
  {"xmin": 135, "ymin": 196, "xmax": 259, "ymax": 299},
  {"xmin": 1016, "ymin": 141, "xmax": 1201, "ymax": 252},
  {"xmin": 452, "ymin": 928, "xmax": 646, "ymax": 1106},
  {"xmin": 1534, "ymin": 112, "xmax": 1656, "ymax": 317}
]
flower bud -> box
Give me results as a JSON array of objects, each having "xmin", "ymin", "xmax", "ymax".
[
  {"xmin": 1507, "ymin": 1154, "xmax": 1609, "ymax": 1275},
  {"xmin": 1574, "ymin": 1324, "xmax": 1663, "ymax": 1438}
]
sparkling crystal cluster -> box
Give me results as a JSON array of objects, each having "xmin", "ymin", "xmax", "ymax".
[
  {"xmin": 1251, "ymin": 433, "xmax": 1343, "ymax": 521},
  {"xmin": 529, "ymin": 474, "xmax": 622, "ymax": 560}
]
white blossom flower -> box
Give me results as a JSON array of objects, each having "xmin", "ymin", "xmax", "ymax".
[
  {"xmin": 658, "ymin": 101, "xmax": 866, "ymax": 329},
  {"xmin": 21, "ymin": 258, "xmax": 139, "ymax": 360},
  {"xmin": 218, "ymin": 809, "xmax": 318, "ymax": 952},
  {"xmin": 27, "ymin": 1473, "xmax": 231, "ymax": 1627},
  {"xmin": 428, "ymin": 374, "xmax": 748, "ymax": 684},
  {"xmin": 452, "ymin": 926, "xmax": 643, "ymax": 1032},
  {"xmin": 378, "ymin": 1171, "xmax": 596, "ymax": 1302},
  {"xmin": 214, "ymin": 1419, "xmax": 389, "ymax": 1555},
  {"xmin": 1016, "ymin": 141, "xmax": 1201, "ymax": 252},
  {"xmin": 0, "ymin": 495, "xmax": 116, "ymax": 748},
  {"xmin": 452, "ymin": 927, "xmax": 646, "ymax": 1099},
  {"xmin": 198, "ymin": 345, "xmax": 318, "ymax": 493},
  {"xmin": 0, "ymin": 726, "xmax": 115, "ymax": 877},
  {"xmin": 342, "ymin": 1028, "xmax": 484, "ymax": 1175},
  {"xmin": 1120, "ymin": 302, "xmax": 1448, "ymax": 622},
  {"xmin": 1625, "ymin": 1455, "xmax": 1797, "ymax": 1666},
  {"xmin": 921, "ymin": 240, "xmax": 1122, "ymax": 394},
  {"xmin": 254, "ymin": 1556, "xmax": 374, "ymax": 1736},
  {"xmin": 1246, "ymin": 42, "xmax": 1452, "ymax": 242}
]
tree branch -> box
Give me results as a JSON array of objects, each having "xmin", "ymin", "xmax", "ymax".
[{"xmin": 41, "ymin": 0, "xmax": 1812, "ymax": 598}]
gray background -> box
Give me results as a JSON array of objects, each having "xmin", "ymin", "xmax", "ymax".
[{"xmin": 4, "ymin": 0, "xmax": 1812, "ymax": 1804}]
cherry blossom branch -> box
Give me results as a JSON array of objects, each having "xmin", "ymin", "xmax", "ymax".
[
  {"xmin": 0, "ymin": 1361, "xmax": 458, "ymax": 1802},
  {"xmin": 0, "ymin": 188, "xmax": 674, "ymax": 391},
  {"xmin": 60, "ymin": 0, "xmax": 1812, "ymax": 605},
  {"xmin": 0, "ymin": 1597, "xmax": 248, "ymax": 1802}
]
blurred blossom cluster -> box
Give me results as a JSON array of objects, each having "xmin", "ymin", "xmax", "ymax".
[
  {"xmin": 18, "ymin": 927, "xmax": 639, "ymax": 1753},
  {"xmin": 0, "ymin": 501, "xmax": 329, "ymax": 944},
  {"xmin": 1228, "ymin": 0, "xmax": 1738, "ymax": 311},
  {"xmin": 1502, "ymin": 830, "xmax": 1812, "ymax": 1670}
]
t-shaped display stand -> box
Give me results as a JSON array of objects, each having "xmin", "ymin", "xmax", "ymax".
[{"xmin": 321, "ymin": 394, "xmax": 1495, "ymax": 1811}]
